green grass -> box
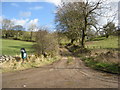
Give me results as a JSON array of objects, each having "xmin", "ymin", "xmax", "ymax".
[
  {"xmin": 82, "ymin": 57, "xmax": 119, "ymax": 74},
  {"xmin": 65, "ymin": 36, "xmax": 119, "ymax": 74},
  {"xmin": 1, "ymin": 39, "xmax": 34, "ymax": 56},
  {"xmin": 67, "ymin": 56, "xmax": 73, "ymax": 64},
  {"xmin": 85, "ymin": 36, "xmax": 118, "ymax": 49}
]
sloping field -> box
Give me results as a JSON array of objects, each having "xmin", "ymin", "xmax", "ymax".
[
  {"xmin": 1, "ymin": 39, "xmax": 34, "ymax": 56},
  {"xmin": 85, "ymin": 36, "xmax": 118, "ymax": 49}
]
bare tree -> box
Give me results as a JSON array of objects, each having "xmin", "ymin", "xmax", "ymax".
[
  {"xmin": 77, "ymin": 0, "xmax": 103, "ymax": 48},
  {"xmin": 2, "ymin": 19, "xmax": 14, "ymax": 38},
  {"xmin": 55, "ymin": 2, "xmax": 84, "ymax": 45},
  {"xmin": 55, "ymin": 0, "xmax": 104, "ymax": 48},
  {"xmin": 2, "ymin": 19, "xmax": 14, "ymax": 30},
  {"xmin": 103, "ymin": 22, "xmax": 116, "ymax": 38},
  {"xmin": 28, "ymin": 23, "xmax": 37, "ymax": 41},
  {"xmin": 34, "ymin": 27, "xmax": 59, "ymax": 57}
]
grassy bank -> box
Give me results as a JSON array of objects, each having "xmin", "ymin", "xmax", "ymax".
[
  {"xmin": 1, "ymin": 39, "xmax": 34, "ymax": 56},
  {"xmin": 2, "ymin": 55, "xmax": 60, "ymax": 72},
  {"xmin": 82, "ymin": 57, "xmax": 119, "ymax": 74},
  {"xmin": 66, "ymin": 36, "xmax": 119, "ymax": 74}
]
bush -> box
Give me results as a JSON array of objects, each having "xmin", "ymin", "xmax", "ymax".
[{"xmin": 34, "ymin": 29, "xmax": 59, "ymax": 57}]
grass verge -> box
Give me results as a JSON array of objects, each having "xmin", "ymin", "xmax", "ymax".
[
  {"xmin": 67, "ymin": 56, "xmax": 73, "ymax": 64},
  {"xmin": 66, "ymin": 36, "xmax": 119, "ymax": 74},
  {"xmin": 82, "ymin": 57, "xmax": 120, "ymax": 74},
  {"xmin": 1, "ymin": 55, "xmax": 60, "ymax": 72}
]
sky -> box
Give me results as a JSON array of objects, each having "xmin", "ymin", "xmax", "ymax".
[
  {"xmin": 118, "ymin": 2, "xmax": 120, "ymax": 27},
  {"xmin": 0, "ymin": 0, "xmax": 119, "ymax": 31},
  {"xmin": 1, "ymin": 2, "xmax": 57, "ymax": 31}
]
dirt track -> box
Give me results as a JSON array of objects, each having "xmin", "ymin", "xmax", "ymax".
[{"xmin": 2, "ymin": 48, "xmax": 119, "ymax": 88}]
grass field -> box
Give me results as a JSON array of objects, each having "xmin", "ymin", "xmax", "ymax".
[
  {"xmin": 1, "ymin": 39, "xmax": 34, "ymax": 56},
  {"xmin": 85, "ymin": 36, "xmax": 118, "ymax": 49},
  {"xmin": 1, "ymin": 36, "xmax": 118, "ymax": 56}
]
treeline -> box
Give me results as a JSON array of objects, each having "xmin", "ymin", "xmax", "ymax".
[
  {"xmin": 1, "ymin": 18, "xmax": 38, "ymax": 41},
  {"xmin": 2, "ymin": 29, "xmax": 36, "ymax": 41}
]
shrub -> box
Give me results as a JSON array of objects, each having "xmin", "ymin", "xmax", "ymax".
[{"xmin": 34, "ymin": 29, "xmax": 59, "ymax": 57}]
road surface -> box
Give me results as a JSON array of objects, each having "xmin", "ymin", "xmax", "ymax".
[{"xmin": 2, "ymin": 48, "xmax": 119, "ymax": 88}]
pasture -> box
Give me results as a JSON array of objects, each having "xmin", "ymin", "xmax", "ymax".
[
  {"xmin": 1, "ymin": 39, "xmax": 34, "ymax": 56},
  {"xmin": 85, "ymin": 36, "xmax": 118, "ymax": 49}
]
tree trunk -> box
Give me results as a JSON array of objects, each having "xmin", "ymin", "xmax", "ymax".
[
  {"xmin": 30, "ymin": 31, "xmax": 33, "ymax": 41},
  {"xmin": 81, "ymin": 30, "xmax": 85, "ymax": 48},
  {"xmin": 5, "ymin": 33, "xmax": 8, "ymax": 38},
  {"xmin": 81, "ymin": 16, "xmax": 87, "ymax": 48},
  {"xmin": 105, "ymin": 34, "xmax": 109, "ymax": 38},
  {"xmin": 71, "ymin": 39, "xmax": 75, "ymax": 44},
  {"xmin": 16, "ymin": 32, "xmax": 18, "ymax": 39},
  {"xmin": 67, "ymin": 39, "xmax": 75, "ymax": 46}
]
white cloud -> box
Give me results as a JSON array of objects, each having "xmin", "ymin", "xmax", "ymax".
[
  {"xmin": 106, "ymin": 0, "xmax": 119, "ymax": 3},
  {"xmin": 24, "ymin": 0, "xmax": 40, "ymax": 2},
  {"xmin": 29, "ymin": 6, "xmax": 43, "ymax": 10},
  {"xmin": 0, "ymin": 16, "xmax": 3, "ymax": 29},
  {"xmin": 25, "ymin": 0, "xmax": 62, "ymax": 6},
  {"xmin": 0, "ymin": 16, "xmax": 3, "ymax": 23},
  {"xmin": 11, "ymin": 18, "xmax": 29, "ymax": 26},
  {"xmin": 19, "ymin": 11, "xmax": 31, "ymax": 17},
  {"xmin": 87, "ymin": 0, "xmax": 119, "ymax": 3},
  {"xmin": 10, "ymin": 18, "xmax": 39, "ymax": 31},
  {"xmin": 2, "ymin": 0, "xmax": 62, "ymax": 6},
  {"xmin": 2, "ymin": 0, "xmax": 119, "ymax": 5},
  {"xmin": 11, "ymin": 3, "xmax": 19, "ymax": 7},
  {"xmin": 27, "ymin": 19, "xmax": 39, "ymax": 31},
  {"xmin": 28, "ymin": 19, "xmax": 39, "ymax": 25},
  {"xmin": 44, "ymin": 0, "xmax": 61, "ymax": 6}
]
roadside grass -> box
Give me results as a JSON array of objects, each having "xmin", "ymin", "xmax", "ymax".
[
  {"xmin": 1, "ymin": 55, "xmax": 60, "ymax": 72},
  {"xmin": 85, "ymin": 36, "xmax": 118, "ymax": 49},
  {"xmin": 84, "ymin": 36, "xmax": 119, "ymax": 74},
  {"xmin": 82, "ymin": 57, "xmax": 119, "ymax": 74},
  {"xmin": 67, "ymin": 56, "xmax": 73, "ymax": 64},
  {"xmin": 1, "ymin": 39, "xmax": 34, "ymax": 56},
  {"xmin": 66, "ymin": 36, "xmax": 119, "ymax": 74}
]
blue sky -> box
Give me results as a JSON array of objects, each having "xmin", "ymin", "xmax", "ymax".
[
  {"xmin": 1, "ymin": 0, "xmax": 119, "ymax": 31},
  {"xmin": 2, "ymin": 2, "xmax": 57, "ymax": 31}
]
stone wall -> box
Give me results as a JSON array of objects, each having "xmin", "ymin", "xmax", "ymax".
[{"xmin": 0, "ymin": 55, "xmax": 15, "ymax": 63}]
